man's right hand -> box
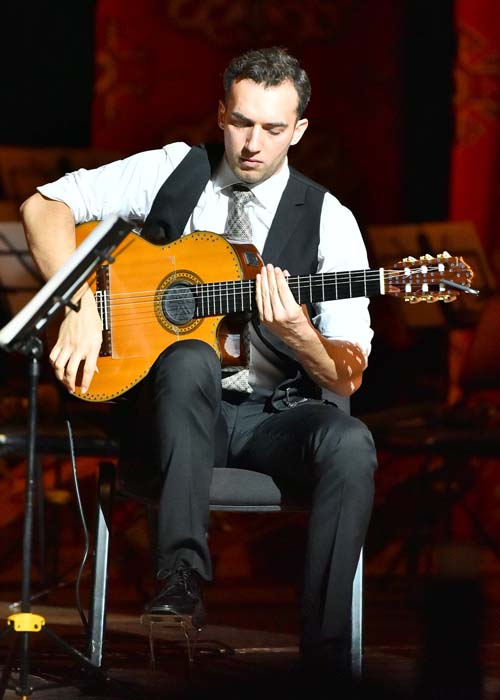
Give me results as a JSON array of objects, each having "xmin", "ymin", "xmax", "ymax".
[
  {"xmin": 49, "ymin": 286, "xmax": 102, "ymax": 394},
  {"xmin": 20, "ymin": 194, "xmax": 102, "ymax": 394}
]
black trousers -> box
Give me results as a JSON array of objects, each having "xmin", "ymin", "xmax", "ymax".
[{"xmin": 118, "ymin": 339, "xmax": 377, "ymax": 656}]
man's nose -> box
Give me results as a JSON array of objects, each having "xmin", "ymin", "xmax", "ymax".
[{"xmin": 245, "ymin": 126, "xmax": 262, "ymax": 152}]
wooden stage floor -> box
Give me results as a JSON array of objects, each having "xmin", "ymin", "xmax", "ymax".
[{"xmin": 0, "ymin": 572, "xmax": 498, "ymax": 700}]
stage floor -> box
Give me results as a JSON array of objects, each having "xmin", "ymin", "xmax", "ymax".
[{"xmin": 0, "ymin": 574, "xmax": 498, "ymax": 700}]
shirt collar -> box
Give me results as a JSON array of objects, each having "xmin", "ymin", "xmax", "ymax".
[{"xmin": 213, "ymin": 155, "xmax": 290, "ymax": 212}]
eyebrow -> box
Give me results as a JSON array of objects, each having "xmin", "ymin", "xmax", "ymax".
[{"xmin": 230, "ymin": 111, "xmax": 288, "ymax": 129}]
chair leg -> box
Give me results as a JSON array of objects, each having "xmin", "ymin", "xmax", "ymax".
[
  {"xmin": 87, "ymin": 461, "xmax": 115, "ymax": 667},
  {"xmin": 351, "ymin": 548, "xmax": 363, "ymax": 680}
]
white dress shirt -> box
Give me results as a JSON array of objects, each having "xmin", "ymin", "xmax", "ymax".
[{"xmin": 39, "ymin": 141, "xmax": 374, "ymax": 396}]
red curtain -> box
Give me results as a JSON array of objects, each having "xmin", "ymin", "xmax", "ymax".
[{"xmin": 450, "ymin": 0, "xmax": 500, "ymax": 281}]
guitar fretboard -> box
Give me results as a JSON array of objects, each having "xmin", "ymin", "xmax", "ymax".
[{"xmin": 193, "ymin": 269, "xmax": 383, "ymax": 318}]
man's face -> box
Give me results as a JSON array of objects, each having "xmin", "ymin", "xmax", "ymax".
[{"xmin": 218, "ymin": 78, "xmax": 308, "ymax": 185}]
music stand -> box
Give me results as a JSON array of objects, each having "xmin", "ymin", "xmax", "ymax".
[{"xmin": 0, "ymin": 215, "xmax": 132, "ymax": 698}]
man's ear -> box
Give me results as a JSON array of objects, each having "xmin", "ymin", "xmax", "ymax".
[
  {"xmin": 217, "ymin": 100, "xmax": 226, "ymax": 131},
  {"xmin": 291, "ymin": 118, "xmax": 308, "ymax": 146}
]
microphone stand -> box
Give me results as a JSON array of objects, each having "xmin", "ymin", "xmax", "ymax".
[{"xmin": 0, "ymin": 217, "xmax": 131, "ymax": 698}]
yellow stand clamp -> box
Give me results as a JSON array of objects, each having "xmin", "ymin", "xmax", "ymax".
[{"xmin": 7, "ymin": 612, "xmax": 46, "ymax": 632}]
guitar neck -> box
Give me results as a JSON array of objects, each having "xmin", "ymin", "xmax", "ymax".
[{"xmin": 194, "ymin": 268, "xmax": 383, "ymax": 318}]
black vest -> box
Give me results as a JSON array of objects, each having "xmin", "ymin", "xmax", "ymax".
[{"xmin": 141, "ymin": 144, "xmax": 346, "ymax": 409}]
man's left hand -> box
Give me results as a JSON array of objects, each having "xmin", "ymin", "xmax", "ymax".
[{"xmin": 255, "ymin": 264, "xmax": 311, "ymax": 343}]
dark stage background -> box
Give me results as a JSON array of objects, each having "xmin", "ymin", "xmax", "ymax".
[{"xmin": 0, "ymin": 0, "xmax": 498, "ymax": 596}]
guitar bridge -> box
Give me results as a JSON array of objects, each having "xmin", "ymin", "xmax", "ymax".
[{"xmin": 95, "ymin": 265, "xmax": 112, "ymax": 357}]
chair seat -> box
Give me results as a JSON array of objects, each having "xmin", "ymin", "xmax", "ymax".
[
  {"xmin": 209, "ymin": 468, "xmax": 309, "ymax": 511},
  {"xmin": 118, "ymin": 466, "xmax": 310, "ymax": 512}
]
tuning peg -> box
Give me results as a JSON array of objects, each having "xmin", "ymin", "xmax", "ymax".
[
  {"xmin": 439, "ymin": 251, "xmax": 451, "ymax": 258},
  {"xmin": 403, "ymin": 255, "xmax": 417, "ymax": 263},
  {"xmin": 419, "ymin": 253, "xmax": 434, "ymax": 261}
]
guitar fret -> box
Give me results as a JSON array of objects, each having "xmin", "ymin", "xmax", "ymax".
[
  {"xmin": 95, "ymin": 265, "xmax": 112, "ymax": 357},
  {"xmin": 351, "ymin": 272, "xmax": 369, "ymax": 299},
  {"xmin": 101, "ymin": 291, "xmax": 105, "ymax": 323},
  {"xmin": 95, "ymin": 290, "xmax": 102, "ymax": 324},
  {"xmin": 216, "ymin": 282, "xmax": 220, "ymax": 315}
]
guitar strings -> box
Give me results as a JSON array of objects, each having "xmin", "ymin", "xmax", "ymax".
[{"xmin": 100, "ymin": 266, "xmax": 452, "ymax": 308}]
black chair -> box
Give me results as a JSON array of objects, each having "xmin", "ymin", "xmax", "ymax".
[{"xmin": 87, "ymin": 395, "xmax": 364, "ymax": 680}]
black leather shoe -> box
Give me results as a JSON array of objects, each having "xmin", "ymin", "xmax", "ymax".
[{"xmin": 145, "ymin": 568, "xmax": 205, "ymax": 629}]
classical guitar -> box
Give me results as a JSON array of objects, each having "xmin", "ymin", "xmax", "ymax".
[{"xmin": 63, "ymin": 223, "xmax": 476, "ymax": 402}]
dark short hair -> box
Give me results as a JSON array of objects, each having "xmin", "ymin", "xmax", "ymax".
[{"xmin": 223, "ymin": 47, "xmax": 311, "ymax": 118}]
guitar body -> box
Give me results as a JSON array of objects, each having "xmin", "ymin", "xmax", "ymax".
[{"xmin": 72, "ymin": 225, "xmax": 262, "ymax": 402}]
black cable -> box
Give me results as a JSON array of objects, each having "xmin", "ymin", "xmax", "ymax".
[{"xmin": 65, "ymin": 418, "xmax": 90, "ymax": 634}]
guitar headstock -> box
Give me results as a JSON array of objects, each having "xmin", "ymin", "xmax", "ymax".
[{"xmin": 385, "ymin": 252, "xmax": 477, "ymax": 303}]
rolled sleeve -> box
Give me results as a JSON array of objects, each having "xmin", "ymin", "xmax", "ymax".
[
  {"xmin": 37, "ymin": 142, "xmax": 191, "ymax": 225},
  {"xmin": 313, "ymin": 194, "xmax": 374, "ymax": 356}
]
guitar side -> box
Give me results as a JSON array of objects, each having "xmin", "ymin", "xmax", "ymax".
[{"xmin": 72, "ymin": 226, "xmax": 258, "ymax": 402}]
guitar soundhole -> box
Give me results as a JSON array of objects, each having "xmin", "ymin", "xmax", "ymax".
[{"xmin": 161, "ymin": 283, "xmax": 196, "ymax": 325}]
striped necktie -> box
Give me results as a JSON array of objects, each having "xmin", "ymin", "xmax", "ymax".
[
  {"xmin": 220, "ymin": 184, "xmax": 254, "ymax": 393},
  {"xmin": 224, "ymin": 184, "xmax": 253, "ymax": 242}
]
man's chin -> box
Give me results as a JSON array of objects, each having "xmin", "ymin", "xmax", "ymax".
[{"xmin": 235, "ymin": 166, "xmax": 266, "ymax": 185}]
